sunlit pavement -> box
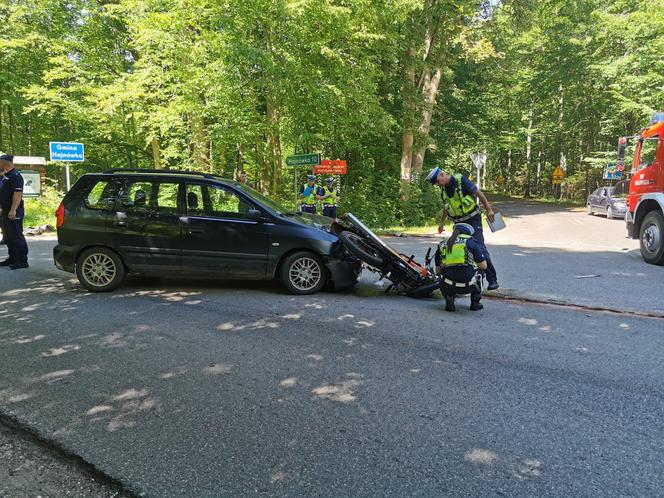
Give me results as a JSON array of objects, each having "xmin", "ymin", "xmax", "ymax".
[{"xmin": 1, "ymin": 207, "xmax": 664, "ymax": 496}]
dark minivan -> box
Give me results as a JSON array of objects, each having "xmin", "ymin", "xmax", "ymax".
[{"xmin": 54, "ymin": 170, "xmax": 360, "ymax": 294}]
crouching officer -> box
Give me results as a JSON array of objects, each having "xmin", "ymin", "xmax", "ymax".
[
  {"xmin": 299, "ymin": 174, "xmax": 318, "ymax": 214},
  {"xmin": 435, "ymin": 223, "xmax": 487, "ymax": 312},
  {"xmin": 318, "ymin": 177, "xmax": 339, "ymax": 218}
]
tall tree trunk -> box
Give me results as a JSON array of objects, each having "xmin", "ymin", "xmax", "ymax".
[
  {"xmin": 266, "ymin": 98, "xmax": 282, "ymax": 196},
  {"xmin": 411, "ymin": 66, "xmax": 443, "ymax": 174},
  {"xmin": 151, "ymin": 137, "xmax": 162, "ymax": 169},
  {"xmin": 189, "ymin": 114, "xmax": 208, "ymax": 170},
  {"xmin": 524, "ymin": 107, "xmax": 533, "ymax": 198},
  {"xmin": 536, "ymin": 150, "xmax": 542, "ymax": 195},
  {"xmin": 400, "ymin": 45, "xmax": 416, "ymax": 183},
  {"xmin": 7, "ymin": 105, "xmax": 14, "ymax": 153}
]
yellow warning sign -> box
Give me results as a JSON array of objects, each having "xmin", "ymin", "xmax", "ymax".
[{"xmin": 552, "ymin": 166, "xmax": 565, "ymax": 185}]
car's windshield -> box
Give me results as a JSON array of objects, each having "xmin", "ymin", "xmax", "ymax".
[
  {"xmin": 612, "ymin": 181, "xmax": 628, "ymax": 198},
  {"xmin": 235, "ymin": 183, "xmax": 286, "ymax": 215}
]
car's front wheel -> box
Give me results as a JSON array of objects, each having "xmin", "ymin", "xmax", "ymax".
[
  {"xmin": 639, "ymin": 211, "xmax": 664, "ymax": 265},
  {"xmin": 586, "ymin": 203, "xmax": 593, "ymax": 215},
  {"xmin": 280, "ymin": 251, "xmax": 327, "ymax": 295},
  {"xmin": 76, "ymin": 247, "xmax": 126, "ymax": 292},
  {"xmin": 606, "ymin": 206, "xmax": 614, "ymax": 219}
]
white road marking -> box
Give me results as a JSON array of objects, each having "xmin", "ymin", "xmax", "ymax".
[{"xmin": 573, "ymin": 218, "xmax": 585, "ymax": 226}]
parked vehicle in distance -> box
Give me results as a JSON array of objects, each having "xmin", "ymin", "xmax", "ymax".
[
  {"xmin": 619, "ymin": 112, "xmax": 664, "ymax": 265},
  {"xmin": 586, "ymin": 181, "xmax": 628, "ymax": 219},
  {"xmin": 53, "ymin": 169, "xmax": 361, "ymax": 293}
]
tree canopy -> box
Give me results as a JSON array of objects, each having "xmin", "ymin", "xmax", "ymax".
[{"xmin": 1, "ymin": 0, "xmax": 662, "ymax": 225}]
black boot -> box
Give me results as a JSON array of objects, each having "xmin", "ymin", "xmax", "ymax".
[
  {"xmin": 469, "ymin": 293, "xmax": 483, "ymax": 311},
  {"xmin": 445, "ymin": 295, "xmax": 456, "ymax": 312}
]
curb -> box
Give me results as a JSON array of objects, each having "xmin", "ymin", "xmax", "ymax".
[
  {"xmin": 0, "ymin": 410, "xmax": 142, "ymax": 497},
  {"xmin": 484, "ymin": 289, "xmax": 664, "ymax": 320}
]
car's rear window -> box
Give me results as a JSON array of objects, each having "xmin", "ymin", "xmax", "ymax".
[{"xmin": 84, "ymin": 179, "xmax": 123, "ymax": 211}]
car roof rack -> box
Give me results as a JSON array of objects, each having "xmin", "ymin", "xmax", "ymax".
[{"xmin": 103, "ymin": 168, "xmax": 226, "ymax": 180}]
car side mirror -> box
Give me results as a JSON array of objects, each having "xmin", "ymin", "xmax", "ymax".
[{"xmin": 247, "ymin": 209, "xmax": 265, "ymax": 221}]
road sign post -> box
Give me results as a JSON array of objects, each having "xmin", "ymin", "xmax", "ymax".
[{"xmin": 470, "ymin": 152, "xmax": 487, "ymax": 189}]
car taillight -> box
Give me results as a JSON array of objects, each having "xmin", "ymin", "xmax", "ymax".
[{"xmin": 56, "ymin": 202, "xmax": 65, "ymax": 229}]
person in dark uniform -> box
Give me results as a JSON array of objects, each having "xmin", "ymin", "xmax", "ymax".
[
  {"xmin": 299, "ymin": 174, "xmax": 318, "ymax": 214},
  {"xmin": 0, "ymin": 170, "xmax": 6, "ymax": 245},
  {"xmin": 426, "ymin": 167, "xmax": 499, "ymax": 290},
  {"xmin": 0, "ymin": 155, "xmax": 29, "ymax": 269},
  {"xmin": 435, "ymin": 223, "xmax": 488, "ymax": 312},
  {"xmin": 318, "ymin": 177, "xmax": 339, "ymax": 218}
]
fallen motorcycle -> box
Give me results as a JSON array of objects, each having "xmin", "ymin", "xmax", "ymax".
[{"xmin": 331, "ymin": 213, "xmax": 442, "ymax": 298}]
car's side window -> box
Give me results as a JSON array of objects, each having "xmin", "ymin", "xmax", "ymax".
[
  {"xmin": 205, "ymin": 185, "xmax": 252, "ymax": 219},
  {"xmin": 84, "ymin": 179, "xmax": 123, "ymax": 211},
  {"xmin": 186, "ymin": 184, "xmax": 205, "ymax": 215},
  {"xmin": 122, "ymin": 179, "xmax": 180, "ymax": 214},
  {"xmin": 155, "ymin": 182, "xmax": 180, "ymax": 214}
]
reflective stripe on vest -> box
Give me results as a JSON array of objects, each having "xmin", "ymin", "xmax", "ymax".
[
  {"xmin": 440, "ymin": 234, "xmax": 477, "ymax": 269},
  {"xmin": 321, "ymin": 186, "xmax": 338, "ymax": 206},
  {"xmin": 441, "ymin": 173, "xmax": 477, "ymax": 219},
  {"xmin": 301, "ymin": 184, "xmax": 317, "ymax": 205}
]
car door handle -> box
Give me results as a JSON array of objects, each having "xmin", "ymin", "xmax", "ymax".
[{"xmin": 179, "ymin": 216, "xmax": 190, "ymax": 224}]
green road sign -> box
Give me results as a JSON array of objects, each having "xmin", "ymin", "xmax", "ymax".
[{"xmin": 285, "ymin": 154, "xmax": 321, "ymax": 166}]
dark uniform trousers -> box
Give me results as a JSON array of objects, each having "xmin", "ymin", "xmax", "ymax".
[
  {"xmin": 460, "ymin": 214, "xmax": 497, "ymax": 285},
  {"xmin": 1, "ymin": 215, "xmax": 28, "ymax": 264},
  {"xmin": 301, "ymin": 204, "xmax": 317, "ymax": 214},
  {"xmin": 440, "ymin": 269, "xmax": 482, "ymax": 304},
  {"xmin": 323, "ymin": 205, "xmax": 337, "ymax": 218}
]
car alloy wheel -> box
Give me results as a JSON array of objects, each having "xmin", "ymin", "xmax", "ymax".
[
  {"xmin": 586, "ymin": 203, "xmax": 593, "ymax": 215},
  {"xmin": 81, "ymin": 253, "xmax": 117, "ymax": 288},
  {"xmin": 289, "ymin": 256, "xmax": 322, "ymax": 292},
  {"xmin": 76, "ymin": 247, "xmax": 126, "ymax": 292}
]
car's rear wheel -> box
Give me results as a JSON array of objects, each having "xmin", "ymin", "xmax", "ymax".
[
  {"xmin": 76, "ymin": 247, "xmax": 126, "ymax": 292},
  {"xmin": 338, "ymin": 231, "xmax": 385, "ymax": 269},
  {"xmin": 606, "ymin": 206, "xmax": 614, "ymax": 219},
  {"xmin": 586, "ymin": 203, "xmax": 593, "ymax": 215},
  {"xmin": 639, "ymin": 211, "xmax": 664, "ymax": 265},
  {"xmin": 281, "ymin": 251, "xmax": 327, "ymax": 295}
]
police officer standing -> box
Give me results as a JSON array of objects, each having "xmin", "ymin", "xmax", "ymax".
[
  {"xmin": 318, "ymin": 177, "xmax": 339, "ymax": 218},
  {"xmin": 0, "ymin": 170, "xmax": 6, "ymax": 245},
  {"xmin": 435, "ymin": 223, "xmax": 488, "ymax": 312},
  {"xmin": 0, "ymin": 155, "xmax": 29, "ymax": 269},
  {"xmin": 299, "ymin": 174, "xmax": 318, "ymax": 214},
  {"xmin": 425, "ymin": 167, "xmax": 499, "ymax": 290}
]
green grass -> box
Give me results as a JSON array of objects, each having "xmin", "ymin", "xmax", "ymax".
[{"xmin": 23, "ymin": 190, "xmax": 62, "ymax": 228}]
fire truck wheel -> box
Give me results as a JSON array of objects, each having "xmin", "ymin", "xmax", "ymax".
[{"xmin": 639, "ymin": 211, "xmax": 664, "ymax": 265}]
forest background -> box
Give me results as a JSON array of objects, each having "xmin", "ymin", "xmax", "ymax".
[{"xmin": 1, "ymin": 0, "xmax": 663, "ymax": 227}]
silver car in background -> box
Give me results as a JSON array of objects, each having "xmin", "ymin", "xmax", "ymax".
[{"xmin": 586, "ymin": 181, "xmax": 629, "ymax": 219}]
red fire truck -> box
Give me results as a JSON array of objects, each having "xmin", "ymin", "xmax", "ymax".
[{"xmin": 621, "ymin": 112, "xmax": 664, "ymax": 265}]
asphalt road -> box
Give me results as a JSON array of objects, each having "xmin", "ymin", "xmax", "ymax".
[
  {"xmin": 391, "ymin": 200, "xmax": 664, "ymax": 314},
  {"xmin": 1, "ymin": 203, "xmax": 664, "ymax": 496}
]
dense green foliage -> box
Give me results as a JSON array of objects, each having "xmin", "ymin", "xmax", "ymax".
[{"xmin": 1, "ymin": 0, "xmax": 662, "ymax": 226}]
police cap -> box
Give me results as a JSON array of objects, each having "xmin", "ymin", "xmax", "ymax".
[{"xmin": 425, "ymin": 166, "xmax": 441, "ymax": 184}]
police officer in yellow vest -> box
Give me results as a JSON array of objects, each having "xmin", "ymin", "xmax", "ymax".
[
  {"xmin": 426, "ymin": 167, "xmax": 499, "ymax": 290},
  {"xmin": 299, "ymin": 174, "xmax": 318, "ymax": 214},
  {"xmin": 435, "ymin": 223, "xmax": 488, "ymax": 312},
  {"xmin": 318, "ymin": 177, "xmax": 339, "ymax": 218}
]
